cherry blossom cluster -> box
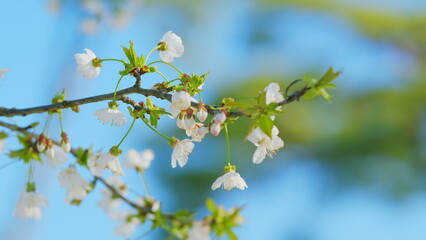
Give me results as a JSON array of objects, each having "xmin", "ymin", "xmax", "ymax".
[{"xmin": 0, "ymin": 29, "xmax": 339, "ymax": 239}]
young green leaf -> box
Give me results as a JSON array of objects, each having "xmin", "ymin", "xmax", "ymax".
[{"xmin": 258, "ymin": 116, "xmax": 274, "ymax": 138}]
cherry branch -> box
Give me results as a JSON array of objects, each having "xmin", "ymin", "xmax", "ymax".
[
  {"xmin": 0, "ymin": 119, "xmax": 188, "ymax": 224},
  {"xmin": 0, "ymin": 84, "xmax": 310, "ymax": 118}
]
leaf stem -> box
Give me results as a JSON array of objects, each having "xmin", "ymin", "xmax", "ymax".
[
  {"xmin": 155, "ymin": 70, "xmax": 170, "ymax": 83},
  {"xmin": 145, "ymin": 46, "xmax": 161, "ymax": 63},
  {"xmin": 141, "ymin": 119, "xmax": 171, "ymax": 141},
  {"xmin": 224, "ymin": 124, "xmax": 231, "ymax": 165},
  {"xmin": 101, "ymin": 59, "xmax": 126, "ymax": 64},
  {"xmin": 139, "ymin": 171, "xmax": 151, "ymax": 197},
  {"xmin": 113, "ymin": 75, "xmax": 125, "ymax": 102},
  {"xmin": 148, "ymin": 61, "xmax": 183, "ymax": 75},
  {"xmin": 116, "ymin": 117, "xmax": 137, "ymax": 148}
]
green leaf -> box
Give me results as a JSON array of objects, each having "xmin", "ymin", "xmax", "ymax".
[
  {"xmin": 0, "ymin": 131, "xmax": 8, "ymax": 139},
  {"xmin": 206, "ymin": 198, "xmax": 216, "ymax": 213},
  {"xmin": 150, "ymin": 113, "xmax": 158, "ymax": 128},
  {"xmin": 224, "ymin": 101, "xmax": 254, "ymax": 108},
  {"xmin": 226, "ymin": 229, "xmax": 238, "ymax": 240},
  {"xmin": 303, "ymin": 88, "xmax": 319, "ymax": 100},
  {"xmin": 146, "ymin": 97, "xmax": 154, "ymax": 109},
  {"xmin": 76, "ymin": 147, "xmax": 90, "ymax": 167},
  {"xmin": 318, "ymin": 88, "xmax": 332, "ymax": 103},
  {"xmin": 317, "ymin": 67, "xmax": 342, "ymax": 86},
  {"xmin": 151, "ymin": 109, "xmax": 171, "ymax": 116},
  {"xmin": 257, "ymin": 91, "xmax": 267, "ymax": 108},
  {"xmin": 266, "ymin": 102, "xmax": 279, "ymax": 111},
  {"xmin": 258, "ymin": 116, "xmax": 274, "ymax": 138}
]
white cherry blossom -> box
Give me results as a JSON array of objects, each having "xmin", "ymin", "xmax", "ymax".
[
  {"xmin": 43, "ymin": 145, "xmax": 68, "ymax": 168},
  {"xmin": 247, "ymin": 126, "xmax": 284, "ymax": 164},
  {"xmin": 123, "ymin": 149, "xmax": 154, "ymax": 171},
  {"xmin": 114, "ymin": 211, "xmax": 141, "ymax": 238},
  {"xmin": 168, "ymin": 91, "xmax": 192, "ymax": 118},
  {"xmin": 171, "ymin": 138, "xmax": 194, "ymax": 168},
  {"xmin": 176, "ymin": 117, "xmax": 186, "ymax": 130},
  {"xmin": 97, "ymin": 152, "xmax": 124, "ymax": 176},
  {"xmin": 158, "ymin": 31, "xmax": 184, "ymax": 62},
  {"xmin": 211, "ymin": 168, "xmax": 248, "ymax": 191},
  {"xmin": 88, "ymin": 152, "xmax": 104, "ymax": 177},
  {"xmin": 0, "ymin": 138, "xmax": 6, "ymax": 153},
  {"xmin": 0, "ymin": 68, "xmax": 11, "ymax": 78},
  {"xmin": 58, "ymin": 166, "xmax": 90, "ymax": 204},
  {"xmin": 98, "ymin": 176, "xmax": 127, "ymax": 213},
  {"xmin": 74, "ymin": 48, "xmax": 101, "ymax": 80},
  {"xmin": 264, "ymin": 82, "xmax": 284, "ymax": 105},
  {"xmin": 93, "ymin": 107, "xmax": 126, "ymax": 126},
  {"xmin": 186, "ymin": 123, "xmax": 208, "ymax": 142},
  {"xmin": 184, "ymin": 116, "xmax": 196, "ymax": 130},
  {"xmin": 187, "ymin": 221, "xmax": 211, "ymax": 240},
  {"xmin": 14, "ymin": 191, "xmax": 48, "ymax": 220}
]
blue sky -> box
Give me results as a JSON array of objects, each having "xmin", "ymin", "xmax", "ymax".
[{"xmin": 1, "ymin": 0, "xmax": 425, "ymax": 239}]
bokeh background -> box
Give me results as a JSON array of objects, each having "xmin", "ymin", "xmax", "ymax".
[{"xmin": 1, "ymin": 0, "xmax": 426, "ymax": 239}]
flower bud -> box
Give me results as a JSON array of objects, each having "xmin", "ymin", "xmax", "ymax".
[
  {"xmin": 214, "ymin": 111, "xmax": 226, "ymax": 124},
  {"xmin": 196, "ymin": 107, "xmax": 208, "ymax": 122},
  {"xmin": 45, "ymin": 139, "xmax": 55, "ymax": 159},
  {"xmin": 60, "ymin": 132, "xmax": 71, "ymax": 153},
  {"xmin": 197, "ymin": 125, "xmax": 209, "ymax": 138},
  {"xmin": 37, "ymin": 134, "xmax": 46, "ymax": 152},
  {"xmin": 210, "ymin": 122, "xmax": 221, "ymax": 136}
]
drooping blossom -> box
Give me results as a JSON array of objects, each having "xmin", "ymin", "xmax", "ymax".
[
  {"xmin": 0, "ymin": 138, "xmax": 6, "ymax": 153},
  {"xmin": 74, "ymin": 48, "xmax": 101, "ymax": 79},
  {"xmin": 112, "ymin": 210, "xmax": 141, "ymax": 238},
  {"xmin": 187, "ymin": 221, "xmax": 211, "ymax": 240},
  {"xmin": 43, "ymin": 144, "xmax": 68, "ymax": 168},
  {"xmin": 88, "ymin": 147, "xmax": 124, "ymax": 177},
  {"xmin": 247, "ymin": 126, "xmax": 284, "ymax": 164},
  {"xmin": 97, "ymin": 152, "xmax": 124, "ymax": 176},
  {"xmin": 14, "ymin": 191, "xmax": 48, "ymax": 220},
  {"xmin": 93, "ymin": 107, "xmax": 126, "ymax": 126},
  {"xmin": 123, "ymin": 149, "xmax": 154, "ymax": 171},
  {"xmin": 158, "ymin": 31, "xmax": 184, "ymax": 62},
  {"xmin": 0, "ymin": 69, "xmax": 11, "ymax": 78},
  {"xmin": 170, "ymin": 138, "xmax": 194, "ymax": 168},
  {"xmin": 58, "ymin": 166, "xmax": 91, "ymax": 204},
  {"xmin": 211, "ymin": 165, "xmax": 248, "ymax": 191}
]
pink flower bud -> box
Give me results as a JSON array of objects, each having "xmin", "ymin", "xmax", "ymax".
[
  {"xmin": 214, "ymin": 111, "xmax": 226, "ymax": 124},
  {"xmin": 210, "ymin": 123, "xmax": 221, "ymax": 136}
]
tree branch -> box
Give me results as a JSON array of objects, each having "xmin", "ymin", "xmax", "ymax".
[
  {"xmin": 0, "ymin": 119, "xmax": 186, "ymax": 222},
  {"xmin": 0, "ymin": 86, "xmax": 171, "ymax": 117},
  {"xmin": 0, "ymin": 84, "xmax": 310, "ymax": 118}
]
